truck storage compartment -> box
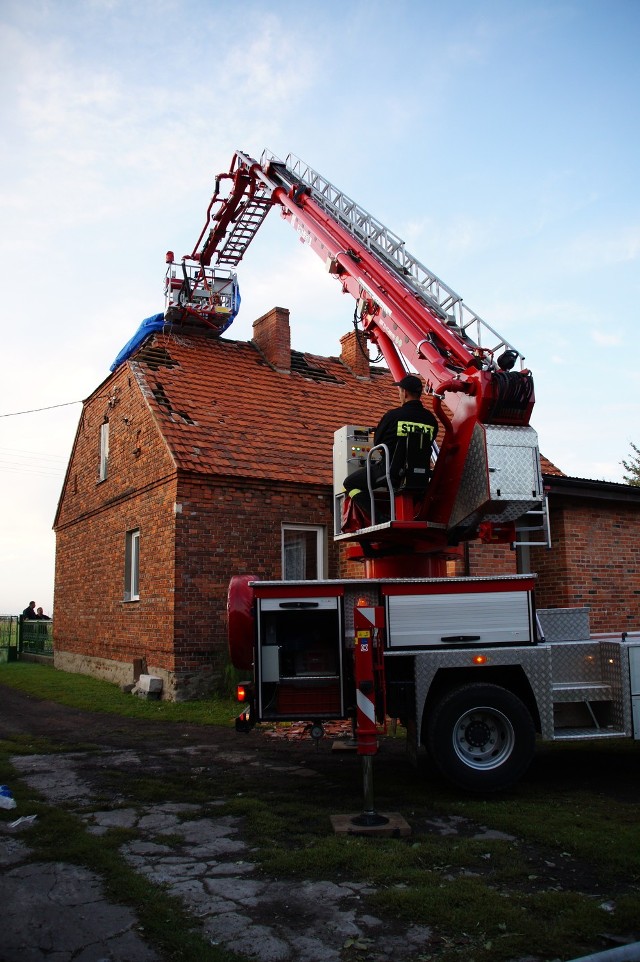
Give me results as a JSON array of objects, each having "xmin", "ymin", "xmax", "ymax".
[
  {"xmin": 257, "ymin": 595, "xmax": 345, "ymax": 720},
  {"xmin": 383, "ymin": 576, "xmax": 535, "ymax": 648}
]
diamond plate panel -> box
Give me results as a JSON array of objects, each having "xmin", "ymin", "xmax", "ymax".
[
  {"xmin": 602, "ymin": 641, "xmax": 632, "ymax": 732},
  {"xmin": 450, "ymin": 423, "xmax": 489, "ymax": 529},
  {"xmin": 482, "ymin": 499, "xmax": 543, "ymax": 524},
  {"xmin": 548, "ymin": 639, "xmax": 630, "ymax": 735},
  {"xmin": 412, "ymin": 644, "xmax": 555, "ymax": 742},
  {"xmin": 449, "ymin": 424, "xmax": 543, "ymax": 530},
  {"xmin": 485, "ymin": 425, "xmax": 543, "ymax": 498},
  {"xmin": 400, "ymin": 630, "xmax": 633, "ymax": 752},
  {"xmin": 537, "ymin": 608, "xmax": 591, "ymax": 642},
  {"xmin": 548, "ymin": 640, "xmax": 602, "ymax": 683}
]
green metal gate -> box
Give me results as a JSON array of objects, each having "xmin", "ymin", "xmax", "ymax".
[
  {"xmin": 19, "ymin": 618, "xmax": 53, "ymax": 657},
  {"xmin": 0, "ymin": 616, "xmax": 19, "ymax": 662}
]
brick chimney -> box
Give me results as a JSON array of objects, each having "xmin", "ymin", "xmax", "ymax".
[
  {"xmin": 252, "ymin": 307, "xmax": 291, "ymax": 371},
  {"xmin": 340, "ymin": 330, "xmax": 370, "ymax": 379}
]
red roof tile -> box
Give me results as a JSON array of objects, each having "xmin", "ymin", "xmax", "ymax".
[
  {"xmin": 540, "ymin": 456, "xmax": 563, "ymax": 476},
  {"xmin": 128, "ymin": 328, "xmax": 564, "ymax": 484}
]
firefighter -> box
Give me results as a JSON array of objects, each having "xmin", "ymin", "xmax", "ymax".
[{"xmin": 343, "ymin": 374, "xmax": 439, "ymax": 517}]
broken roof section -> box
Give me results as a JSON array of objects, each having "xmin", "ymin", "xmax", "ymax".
[
  {"xmin": 110, "ymin": 313, "xmax": 166, "ymax": 372},
  {"xmin": 111, "ymin": 261, "xmax": 242, "ymax": 372},
  {"xmin": 118, "ymin": 307, "xmax": 562, "ymax": 486},
  {"xmin": 127, "ymin": 325, "xmax": 400, "ymax": 487}
]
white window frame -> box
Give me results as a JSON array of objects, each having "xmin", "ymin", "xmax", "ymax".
[
  {"xmin": 281, "ymin": 524, "xmax": 325, "ymax": 581},
  {"xmin": 99, "ymin": 420, "xmax": 110, "ymax": 481},
  {"xmin": 124, "ymin": 528, "xmax": 140, "ymax": 601}
]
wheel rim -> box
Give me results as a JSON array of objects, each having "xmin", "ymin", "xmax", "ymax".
[{"xmin": 452, "ymin": 706, "xmax": 515, "ymax": 771}]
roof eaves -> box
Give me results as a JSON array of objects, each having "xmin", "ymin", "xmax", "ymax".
[{"xmin": 544, "ymin": 473, "xmax": 640, "ymax": 502}]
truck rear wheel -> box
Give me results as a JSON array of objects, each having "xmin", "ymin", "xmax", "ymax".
[{"xmin": 426, "ymin": 683, "xmax": 535, "ymax": 792}]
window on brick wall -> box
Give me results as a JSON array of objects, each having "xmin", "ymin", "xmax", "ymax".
[
  {"xmin": 124, "ymin": 528, "xmax": 140, "ymax": 601},
  {"xmin": 282, "ymin": 525, "xmax": 325, "ymax": 580},
  {"xmin": 99, "ymin": 420, "xmax": 109, "ymax": 481}
]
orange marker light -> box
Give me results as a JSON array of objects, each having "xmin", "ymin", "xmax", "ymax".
[{"xmin": 473, "ymin": 655, "xmax": 488, "ymax": 665}]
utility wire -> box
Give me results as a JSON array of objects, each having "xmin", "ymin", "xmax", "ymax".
[
  {"xmin": 0, "ymin": 401, "xmax": 82, "ymax": 418},
  {"xmin": 0, "ymin": 449, "xmax": 67, "ymax": 475},
  {"xmin": 0, "ymin": 463, "xmax": 65, "ymax": 478},
  {"xmin": 0, "ymin": 448, "xmax": 67, "ymax": 461}
]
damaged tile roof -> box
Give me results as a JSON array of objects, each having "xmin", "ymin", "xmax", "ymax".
[
  {"xmin": 127, "ymin": 327, "xmax": 562, "ymax": 485},
  {"xmin": 129, "ymin": 330, "xmax": 400, "ymax": 486}
]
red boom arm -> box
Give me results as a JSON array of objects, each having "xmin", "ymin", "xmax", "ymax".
[{"xmin": 168, "ymin": 151, "xmax": 541, "ymax": 551}]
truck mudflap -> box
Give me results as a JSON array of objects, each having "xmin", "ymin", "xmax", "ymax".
[
  {"xmin": 235, "ymin": 681, "xmax": 256, "ymax": 732},
  {"xmin": 235, "ymin": 706, "xmax": 256, "ymax": 733}
]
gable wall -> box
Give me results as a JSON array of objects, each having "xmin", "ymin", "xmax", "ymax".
[
  {"xmin": 55, "ymin": 365, "xmax": 175, "ymax": 528},
  {"xmin": 54, "ymin": 366, "xmax": 179, "ymax": 688},
  {"xmin": 54, "ymin": 480, "xmax": 177, "ymax": 685}
]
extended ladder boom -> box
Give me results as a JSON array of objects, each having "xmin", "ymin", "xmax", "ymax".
[
  {"xmin": 262, "ymin": 151, "xmax": 522, "ymax": 365},
  {"xmin": 167, "ymin": 150, "xmax": 543, "ymax": 551}
]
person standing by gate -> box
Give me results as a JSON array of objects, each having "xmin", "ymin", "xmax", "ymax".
[{"xmin": 21, "ymin": 601, "xmax": 37, "ymax": 620}]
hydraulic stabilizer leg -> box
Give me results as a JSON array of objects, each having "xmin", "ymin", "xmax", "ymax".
[{"xmin": 351, "ymin": 605, "xmax": 388, "ymax": 828}]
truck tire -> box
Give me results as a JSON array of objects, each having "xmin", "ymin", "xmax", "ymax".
[{"xmin": 426, "ymin": 683, "xmax": 535, "ymax": 792}]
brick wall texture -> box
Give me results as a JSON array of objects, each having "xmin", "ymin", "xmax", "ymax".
[{"xmin": 530, "ymin": 496, "xmax": 640, "ymax": 632}]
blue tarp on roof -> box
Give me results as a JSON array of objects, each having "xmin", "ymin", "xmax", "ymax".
[
  {"xmin": 109, "ymin": 277, "xmax": 241, "ymax": 373},
  {"xmin": 110, "ymin": 313, "xmax": 166, "ymax": 373}
]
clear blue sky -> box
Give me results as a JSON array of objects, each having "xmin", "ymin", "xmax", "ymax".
[{"xmin": 1, "ymin": 0, "xmax": 639, "ymax": 614}]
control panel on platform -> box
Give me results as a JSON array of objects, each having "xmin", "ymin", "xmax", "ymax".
[
  {"xmin": 332, "ymin": 425, "xmax": 375, "ymax": 535},
  {"xmin": 333, "ymin": 425, "xmax": 374, "ymax": 497}
]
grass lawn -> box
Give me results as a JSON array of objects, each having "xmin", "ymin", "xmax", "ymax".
[
  {"xmin": 0, "ymin": 660, "xmax": 238, "ymax": 725},
  {"xmin": 1, "ymin": 660, "xmax": 640, "ymax": 962}
]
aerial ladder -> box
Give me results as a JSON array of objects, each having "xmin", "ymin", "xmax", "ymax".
[{"xmin": 165, "ymin": 149, "xmax": 544, "ymax": 577}]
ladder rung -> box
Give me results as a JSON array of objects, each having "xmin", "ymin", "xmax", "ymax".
[
  {"xmin": 217, "ymin": 198, "xmax": 272, "ymax": 265},
  {"xmin": 515, "ymin": 495, "xmax": 551, "ymax": 549}
]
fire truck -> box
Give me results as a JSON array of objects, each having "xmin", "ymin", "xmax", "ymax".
[{"xmin": 167, "ymin": 150, "xmax": 640, "ymax": 793}]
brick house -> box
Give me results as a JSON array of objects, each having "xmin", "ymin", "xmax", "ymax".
[{"xmin": 53, "ymin": 307, "xmax": 640, "ymax": 698}]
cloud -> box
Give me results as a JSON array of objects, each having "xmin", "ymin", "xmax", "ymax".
[
  {"xmin": 591, "ymin": 330, "xmax": 623, "ymax": 347},
  {"xmin": 402, "ymin": 214, "xmax": 494, "ymax": 260},
  {"xmin": 1, "ymin": 11, "xmax": 319, "ymax": 251},
  {"xmin": 559, "ymin": 225, "xmax": 640, "ymax": 272}
]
